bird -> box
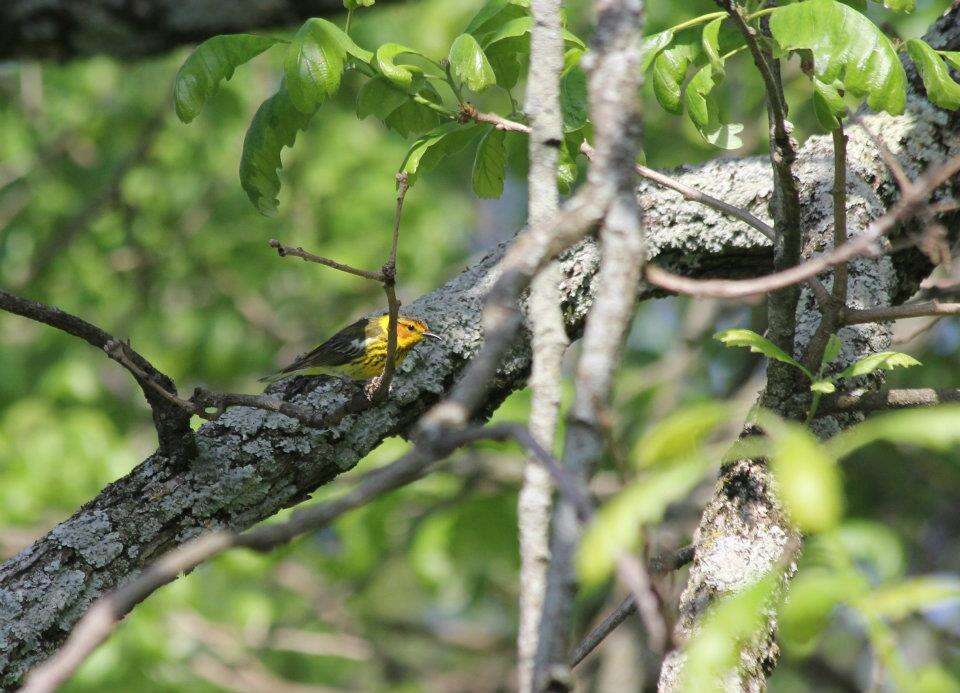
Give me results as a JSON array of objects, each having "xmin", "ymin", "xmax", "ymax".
[{"xmin": 260, "ymin": 314, "xmax": 440, "ymax": 383}]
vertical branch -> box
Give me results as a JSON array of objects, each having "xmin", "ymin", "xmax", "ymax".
[
  {"xmin": 533, "ymin": 0, "xmax": 646, "ymax": 689},
  {"xmin": 803, "ymin": 125, "xmax": 848, "ymax": 372},
  {"xmin": 719, "ymin": 2, "xmax": 804, "ymax": 369},
  {"xmin": 518, "ymin": 1, "xmax": 568, "ymax": 691},
  {"xmin": 370, "ymin": 173, "xmax": 409, "ymax": 403},
  {"xmin": 832, "ymin": 126, "xmax": 848, "ymax": 307}
]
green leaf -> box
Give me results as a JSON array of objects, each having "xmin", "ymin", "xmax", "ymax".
[
  {"xmin": 683, "ymin": 576, "xmax": 777, "ymax": 690},
  {"xmin": 702, "ymin": 18, "xmax": 725, "ymax": 77},
  {"xmin": 465, "ymin": 0, "xmax": 528, "ymax": 37},
  {"xmin": 402, "ymin": 123, "xmax": 482, "ymax": 184},
  {"xmin": 634, "ymin": 401, "xmax": 728, "ymax": 468},
  {"xmin": 577, "ymin": 457, "xmax": 713, "ymax": 587},
  {"xmin": 812, "ymin": 78, "xmax": 846, "ymax": 131},
  {"xmin": 857, "ymin": 577, "xmax": 960, "ymax": 620},
  {"xmin": 482, "ymin": 16, "xmax": 585, "ymax": 51},
  {"xmin": 829, "ymin": 405, "xmax": 960, "ymax": 459},
  {"xmin": 486, "ymin": 46, "xmax": 522, "ymax": 90},
  {"xmin": 374, "ymin": 43, "xmax": 422, "ymax": 89},
  {"xmin": 770, "ymin": 422, "xmax": 843, "ymax": 533},
  {"xmin": 448, "ymin": 34, "xmax": 496, "ymax": 92},
  {"xmin": 714, "ymin": 328, "xmax": 812, "ymax": 378},
  {"xmin": 239, "ymin": 84, "xmax": 315, "ymax": 215},
  {"xmin": 283, "ymin": 19, "xmax": 346, "ymax": 114},
  {"xmin": 356, "ymin": 77, "xmax": 409, "ymax": 120},
  {"xmin": 504, "ymin": 130, "xmax": 529, "ymax": 178},
  {"xmin": 907, "ymin": 39, "xmax": 960, "ymax": 110},
  {"xmin": 769, "ymin": 0, "xmax": 907, "ymax": 115},
  {"xmin": 640, "ymin": 29, "xmax": 675, "ymax": 73},
  {"xmin": 472, "ymin": 126, "xmax": 507, "ymax": 198},
  {"xmin": 941, "ymin": 51, "xmax": 960, "ymax": 72},
  {"xmin": 684, "ymin": 63, "xmax": 743, "ymax": 149},
  {"xmin": 326, "ymin": 22, "xmax": 373, "ymax": 63},
  {"xmin": 823, "ymin": 333, "xmax": 843, "ymax": 366},
  {"xmin": 174, "ymin": 34, "xmax": 282, "ymax": 123},
  {"xmin": 810, "ymin": 380, "xmax": 836, "ymax": 394},
  {"xmin": 883, "ymin": 0, "xmax": 915, "ymax": 11},
  {"xmin": 651, "ymin": 35, "xmax": 701, "ymax": 114},
  {"xmin": 560, "ymin": 67, "xmax": 588, "ymax": 132},
  {"xmin": 384, "ymin": 99, "xmax": 440, "ymax": 138},
  {"xmin": 834, "ymin": 351, "xmax": 921, "ymax": 381},
  {"xmin": 780, "ymin": 568, "xmax": 867, "ymax": 654},
  {"xmin": 556, "ymin": 143, "xmax": 578, "ymax": 195}
]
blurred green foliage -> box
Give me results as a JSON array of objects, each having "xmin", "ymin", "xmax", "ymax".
[{"xmin": 1, "ymin": 0, "xmax": 959, "ymax": 689}]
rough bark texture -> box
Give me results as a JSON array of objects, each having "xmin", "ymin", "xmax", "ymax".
[
  {"xmin": 518, "ymin": 0, "xmax": 567, "ymax": 689},
  {"xmin": 0, "ymin": 0, "xmax": 379, "ymax": 62},
  {"xmin": 657, "ymin": 5, "xmax": 960, "ymax": 690},
  {"xmin": 1, "ymin": 10, "xmax": 959, "ymax": 682}
]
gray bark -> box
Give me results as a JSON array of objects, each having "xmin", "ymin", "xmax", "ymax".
[
  {"xmin": 518, "ymin": 0, "xmax": 567, "ymax": 689},
  {"xmin": 0, "ymin": 0, "xmax": 381, "ymax": 62},
  {"xmin": 1, "ymin": 8, "xmax": 958, "ymax": 683}
]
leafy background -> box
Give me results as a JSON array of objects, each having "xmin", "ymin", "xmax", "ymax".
[{"xmin": 1, "ymin": 0, "xmax": 959, "ymax": 689}]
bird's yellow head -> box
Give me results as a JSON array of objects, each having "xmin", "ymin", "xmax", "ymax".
[{"xmin": 375, "ymin": 315, "xmax": 441, "ymax": 349}]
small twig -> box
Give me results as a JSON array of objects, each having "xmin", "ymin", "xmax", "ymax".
[
  {"xmin": 841, "ymin": 299, "xmax": 960, "ymax": 325},
  {"xmin": 268, "ymin": 239, "xmax": 384, "ymax": 282},
  {"xmin": 803, "ymin": 126, "xmax": 850, "ymax": 372},
  {"xmin": 569, "ymin": 545, "xmax": 695, "ymax": 667},
  {"xmin": 0, "ymin": 288, "xmax": 191, "ymax": 456},
  {"xmin": 369, "ymin": 173, "xmax": 409, "ymax": 403}
]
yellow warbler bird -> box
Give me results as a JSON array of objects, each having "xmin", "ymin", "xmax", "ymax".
[{"xmin": 260, "ymin": 314, "xmax": 440, "ymax": 383}]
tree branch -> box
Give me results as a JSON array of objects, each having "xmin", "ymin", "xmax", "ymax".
[
  {"xmin": 0, "ymin": 288, "xmax": 192, "ymax": 456},
  {"xmin": 517, "ymin": 1, "xmax": 568, "ymax": 689}
]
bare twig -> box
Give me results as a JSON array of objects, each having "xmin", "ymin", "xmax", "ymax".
[
  {"xmin": 369, "ymin": 173, "xmax": 409, "ymax": 403},
  {"xmin": 517, "ymin": 2, "xmax": 568, "ymax": 689},
  {"xmin": 852, "ymin": 114, "xmax": 912, "ymax": 193},
  {"xmin": 803, "ymin": 125, "xmax": 850, "ymax": 371},
  {"xmin": 841, "ymin": 299, "xmax": 960, "ymax": 325},
  {"xmin": 0, "ymin": 288, "xmax": 191, "ymax": 455},
  {"xmin": 267, "ymin": 239, "xmax": 383, "ymax": 282},
  {"xmin": 570, "ymin": 546, "xmax": 695, "ymax": 668}
]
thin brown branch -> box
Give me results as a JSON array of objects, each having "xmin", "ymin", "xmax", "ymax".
[
  {"xmin": 0, "ymin": 288, "xmax": 191, "ymax": 455},
  {"xmin": 841, "ymin": 300, "xmax": 960, "ymax": 325},
  {"xmin": 569, "ymin": 545, "xmax": 695, "ymax": 668},
  {"xmin": 268, "ymin": 239, "xmax": 384, "ymax": 282},
  {"xmin": 803, "ymin": 126, "xmax": 850, "ymax": 372},
  {"xmin": 369, "ymin": 173, "xmax": 409, "ymax": 404}
]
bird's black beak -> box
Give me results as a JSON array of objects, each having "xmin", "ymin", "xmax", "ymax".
[{"xmin": 423, "ymin": 331, "xmax": 442, "ymax": 342}]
